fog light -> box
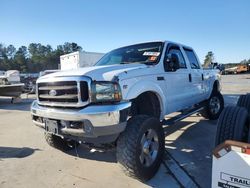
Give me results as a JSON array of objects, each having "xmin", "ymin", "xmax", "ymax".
[{"xmin": 70, "ymin": 122, "xmax": 83, "ymax": 129}]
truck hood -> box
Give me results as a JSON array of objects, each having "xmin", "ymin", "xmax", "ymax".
[{"xmin": 39, "ymin": 64, "xmax": 148, "ymax": 81}]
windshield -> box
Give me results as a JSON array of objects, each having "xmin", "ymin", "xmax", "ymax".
[{"xmin": 95, "ymin": 42, "xmax": 164, "ymax": 66}]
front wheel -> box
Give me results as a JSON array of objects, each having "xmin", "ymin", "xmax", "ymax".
[
  {"xmin": 200, "ymin": 91, "xmax": 224, "ymax": 120},
  {"xmin": 116, "ymin": 115, "xmax": 165, "ymax": 182}
]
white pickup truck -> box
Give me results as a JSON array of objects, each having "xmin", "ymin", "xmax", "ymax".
[{"xmin": 31, "ymin": 41, "xmax": 224, "ymax": 181}]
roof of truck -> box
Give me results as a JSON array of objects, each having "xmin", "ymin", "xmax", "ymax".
[
  {"xmin": 115, "ymin": 40, "xmax": 193, "ymax": 51},
  {"xmin": 165, "ymin": 40, "xmax": 193, "ymax": 50}
]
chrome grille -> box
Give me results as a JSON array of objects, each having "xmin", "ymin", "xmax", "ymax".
[{"xmin": 37, "ymin": 78, "xmax": 90, "ymax": 107}]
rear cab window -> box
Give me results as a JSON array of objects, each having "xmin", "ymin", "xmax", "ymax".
[{"xmin": 184, "ymin": 48, "xmax": 200, "ymax": 69}]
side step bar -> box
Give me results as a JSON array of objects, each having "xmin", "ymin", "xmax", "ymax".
[{"xmin": 161, "ymin": 105, "xmax": 205, "ymax": 126}]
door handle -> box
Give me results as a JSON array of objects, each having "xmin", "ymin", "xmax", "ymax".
[
  {"xmin": 201, "ymin": 73, "xmax": 204, "ymax": 81},
  {"xmin": 189, "ymin": 73, "xmax": 192, "ymax": 82}
]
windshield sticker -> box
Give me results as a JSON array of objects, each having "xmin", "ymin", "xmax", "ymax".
[
  {"xmin": 143, "ymin": 52, "xmax": 160, "ymax": 56},
  {"xmin": 148, "ymin": 56, "xmax": 157, "ymax": 61}
]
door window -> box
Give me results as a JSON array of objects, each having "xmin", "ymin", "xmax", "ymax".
[
  {"xmin": 167, "ymin": 46, "xmax": 187, "ymax": 69},
  {"xmin": 184, "ymin": 49, "xmax": 200, "ymax": 69}
]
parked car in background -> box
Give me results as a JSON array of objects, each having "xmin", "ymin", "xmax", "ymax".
[
  {"xmin": 236, "ymin": 65, "xmax": 248, "ymax": 73},
  {"xmin": 223, "ymin": 64, "xmax": 249, "ymax": 74}
]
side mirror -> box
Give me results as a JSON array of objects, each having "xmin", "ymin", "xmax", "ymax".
[{"xmin": 165, "ymin": 53, "xmax": 180, "ymax": 71}]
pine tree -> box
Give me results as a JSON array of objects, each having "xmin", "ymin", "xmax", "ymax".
[{"xmin": 203, "ymin": 51, "xmax": 214, "ymax": 68}]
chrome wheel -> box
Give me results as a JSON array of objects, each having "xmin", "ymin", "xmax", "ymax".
[
  {"xmin": 209, "ymin": 96, "xmax": 221, "ymax": 115},
  {"xmin": 139, "ymin": 129, "xmax": 159, "ymax": 167}
]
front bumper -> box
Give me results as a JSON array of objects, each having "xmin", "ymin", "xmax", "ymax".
[{"xmin": 31, "ymin": 100, "xmax": 131, "ymax": 143}]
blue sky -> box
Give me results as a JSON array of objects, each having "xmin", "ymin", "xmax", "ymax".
[{"xmin": 1, "ymin": 0, "xmax": 250, "ymax": 63}]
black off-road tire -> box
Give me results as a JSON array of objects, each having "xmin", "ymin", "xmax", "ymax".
[
  {"xmin": 215, "ymin": 106, "xmax": 250, "ymax": 146},
  {"xmin": 200, "ymin": 91, "xmax": 224, "ymax": 120},
  {"xmin": 116, "ymin": 115, "xmax": 165, "ymax": 182},
  {"xmin": 237, "ymin": 94, "xmax": 250, "ymax": 114},
  {"xmin": 44, "ymin": 132, "xmax": 79, "ymax": 151}
]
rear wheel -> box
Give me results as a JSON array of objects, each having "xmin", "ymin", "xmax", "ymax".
[
  {"xmin": 44, "ymin": 132, "xmax": 79, "ymax": 151},
  {"xmin": 215, "ymin": 106, "xmax": 250, "ymax": 146},
  {"xmin": 116, "ymin": 115, "xmax": 164, "ymax": 182},
  {"xmin": 200, "ymin": 91, "xmax": 224, "ymax": 120}
]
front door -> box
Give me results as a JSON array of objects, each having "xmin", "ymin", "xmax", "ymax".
[{"xmin": 163, "ymin": 44, "xmax": 194, "ymax": 113}]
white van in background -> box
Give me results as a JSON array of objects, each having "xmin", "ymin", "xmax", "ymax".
[{"xmin": 60, "ymin": 51, "xmax": 104, "ymax": 70}]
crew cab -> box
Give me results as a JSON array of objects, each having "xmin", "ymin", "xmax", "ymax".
[{"xmin": 31, "ymin": 41, "xmax": 224, "ymax": 181}]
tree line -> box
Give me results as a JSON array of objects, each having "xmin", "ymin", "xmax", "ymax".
[
  {"xmin": 0, "ymin": 43, "xmax": 249, "ymax": 73},
  {"xmin": 0, "ymin": 42, "xmax": 82, "ymax": 73}
]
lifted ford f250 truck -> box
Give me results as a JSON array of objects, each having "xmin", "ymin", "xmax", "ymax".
[{"xmin": 31, "ymin": 41, "xmax": 224, "ymax": 181}]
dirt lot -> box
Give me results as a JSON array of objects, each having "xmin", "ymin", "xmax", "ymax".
[{"xmin": 0, "ymin": 74, "xmax": 250, "ymax": 188}]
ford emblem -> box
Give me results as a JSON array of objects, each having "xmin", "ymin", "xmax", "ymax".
[{"xmin": 49, "ymin": 90, "xmax": 57, "ymax": 96}]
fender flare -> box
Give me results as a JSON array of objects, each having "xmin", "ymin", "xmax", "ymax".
[{"xmin": 124, "ymin": 80, "xmax": 166, "ymax": 119}]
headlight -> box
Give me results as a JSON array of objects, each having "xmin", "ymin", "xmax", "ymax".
[{"xmin": 91, "ymin": 81, "xmax": 122, "ymax": 103}]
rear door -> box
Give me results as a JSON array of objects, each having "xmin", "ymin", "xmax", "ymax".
[
  {"xmin": 163, "ymin": 44, "xmax": 194, "ymax": 112},
  {"xmin": 183, "ymin": 48, "xmax": 205, "ymax": 103}
]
